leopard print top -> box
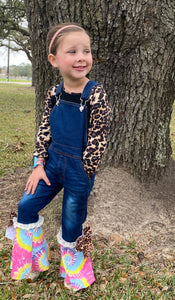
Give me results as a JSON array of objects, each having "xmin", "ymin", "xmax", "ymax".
[{"xmin": 33, "ymin": 84, "xmax": 111, "ymax": 177}]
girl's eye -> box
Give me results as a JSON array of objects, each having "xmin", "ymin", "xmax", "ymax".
[
  {"xmin": 84, "ymin": 49, "xmax": 91, "ymax": 54},
  {"xmin": 68, "ymin": 50, "xmax": 76, "ymax": 54}
]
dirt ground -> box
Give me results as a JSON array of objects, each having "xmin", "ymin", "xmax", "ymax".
[{"xmin": 0, "ymin": 162, "xmax": 175, "ymax": 264}]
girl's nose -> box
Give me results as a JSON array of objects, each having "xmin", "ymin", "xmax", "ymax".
[{"xmin": 77, "ymin": 52, "xmax": 85, "ymax": 61}]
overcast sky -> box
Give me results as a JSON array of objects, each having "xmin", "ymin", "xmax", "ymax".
[{"xmin": 0, "ymin": 46, "xmax": 31, "ymax": 67}]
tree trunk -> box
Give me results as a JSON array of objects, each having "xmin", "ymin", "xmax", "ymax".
[{"xmin": 24, "ymin": 0, "xmax": 175, "ymax": 182}]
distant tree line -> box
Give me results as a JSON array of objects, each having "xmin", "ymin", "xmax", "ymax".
[{"xmin": 0, "ymin": 63, "xmax": 32, "ymax": 79}]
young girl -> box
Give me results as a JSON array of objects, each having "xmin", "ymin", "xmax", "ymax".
[{"xmin": 8, "ymin": 23, "xmax": 110, "ymax": 291}]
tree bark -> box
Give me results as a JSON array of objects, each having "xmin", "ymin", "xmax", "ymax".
[{"xmin": 24, "ymin": 0, "xmax": 175, "ymax": 181}]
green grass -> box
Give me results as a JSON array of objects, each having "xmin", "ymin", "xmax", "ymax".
[
  {"xmin": 0, "ymin": 235, "xmax": 174, "ymax": 299},
  {"xmin": 0, "ymin": 83, "xmax": 35, "ymax": 176},
  {"xmin": 0, "ymin": 78, "xmax": 31, "ymax": 83}
]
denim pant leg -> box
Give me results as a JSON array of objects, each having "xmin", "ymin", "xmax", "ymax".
[
  {"xmin": 81, "ymin": 172, "xmax": 95, "ymax": 224},
  {"xmin": 61, "ymin": 157, "xmax": 95, "ymax": 243},
  {"xmin": 61, "ymin": 187, "xmax": 88, "ymax": 243},
  {"xmin": 18, "ymin": 164, "xmax": 63, "ymax": 224}
]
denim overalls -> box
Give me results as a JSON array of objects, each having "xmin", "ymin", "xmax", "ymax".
[{"xmin": 17, "ymin": 80, "xmax": 97, "ymax": 246}]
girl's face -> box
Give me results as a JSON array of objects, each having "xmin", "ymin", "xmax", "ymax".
[{"xmin": 48, "ymin": 31, "xmax": 93, "ymax": 85}]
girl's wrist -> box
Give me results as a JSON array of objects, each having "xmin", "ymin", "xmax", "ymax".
[{"xmin": 32, "ymin": 157, "xmax": 45, "ymax": 168}]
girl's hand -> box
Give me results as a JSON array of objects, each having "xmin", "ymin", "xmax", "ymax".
[{"xmin": 25, "ymin": 165, "xmax": 51, "ymax": 195}]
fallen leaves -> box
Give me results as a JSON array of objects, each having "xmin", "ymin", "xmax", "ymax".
[
  {"xmin": 0, "ymin": 231, "xmax": 175, "ymax": 299},
  {"xmin": 11, "ymin": 291, "xmax": 16, "ymax": 300},
  {"xmin": 120, "ymin": 271, "xmax": 127, "ymax": 278},
  {"xmin": 110, "ymin": 234, "xmax": 123, "ymax": 244},
  {"xmin": 0, "ymin": 136, "xmax": 27, "ymax": 153},
  {"xmin": 139, "ymin": 271, "xmax": 146, "ymax": 279},
  {"xmin": 118, "ymin": 277, "xmax": 127, "ymax": 284}
]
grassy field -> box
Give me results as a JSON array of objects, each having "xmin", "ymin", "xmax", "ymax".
[
  {"xmin": 0, "ymin": 78, "xmax": 32, "ymax": 83},
  {"xmin": 0, "ymin": 84, "xmax": 175, "ymax": 299},
  {"xmin": 0, "ymin": 83, "xmax": 35, "ymax": 177},
  {"xmin": 0, "ymin": 233, "xmax": 174, "ymax": 299}
]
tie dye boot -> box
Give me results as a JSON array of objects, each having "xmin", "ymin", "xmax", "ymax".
[
  {"xmin": 11, "ymin": 224, "xmax": 50, "ymax": 280},
  {"xmin": 11, "ymin": 227, "xmax": 33, "ymax": 280},
  {"xmin": 60, "ymin": 245, "xmax": 95, "ymax": 291},
  {"xmin": 31, "ymin": 226, "xmax": 50, "ymax": 272}
]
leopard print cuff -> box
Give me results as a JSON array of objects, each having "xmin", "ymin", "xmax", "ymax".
[{"xmin": 76, "ymin": 225, "xmax": 94, "ymax": 258}]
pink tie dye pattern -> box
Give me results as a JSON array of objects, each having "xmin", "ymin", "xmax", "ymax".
[
  {"xmin": 11, "ymin": 227, "xmax": 50, "ymax": 280},
  {"xmin": 60, "ymin": 245, "xmax": 95, "ymax": 291}
]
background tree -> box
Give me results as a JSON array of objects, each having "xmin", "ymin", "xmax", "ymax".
[
  {"xmin": 0, "ymin": 0, "xmax": 31, "ymax": 61},
  {"xmin": 24, "ymin": 0, "xmax": 175, "ymax": 182}
]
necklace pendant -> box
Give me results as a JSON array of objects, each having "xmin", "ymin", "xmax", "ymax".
[{"xmin": 79, "ymin": 105, "xmax": 84, "ymax": 112}]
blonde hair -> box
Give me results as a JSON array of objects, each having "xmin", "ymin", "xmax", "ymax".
[{"xmin": 47, "ymin": 23, "xmax": 87, "ymax": 55}]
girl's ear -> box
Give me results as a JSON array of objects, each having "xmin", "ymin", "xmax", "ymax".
[{"xmin": 48, "ymin": 54, "xmax": 57, "ymax": 67}]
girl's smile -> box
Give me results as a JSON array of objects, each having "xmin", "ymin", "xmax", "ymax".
[{"xmin": 73, "ymin": 66, "xmax": 86, "ymax": 71}]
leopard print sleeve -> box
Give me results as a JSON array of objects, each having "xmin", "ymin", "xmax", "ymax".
[
  {"xmin": 82, "ymin": 84, "xmax": 111, "ymax": 177},
  {"xmin": 33, "ymin": 85, "xmax": 58, "ymax": 158}
]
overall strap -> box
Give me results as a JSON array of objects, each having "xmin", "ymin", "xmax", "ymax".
[
  {"xmin": 81, "ymin": 80, "xmax": 98, "ymax": 100},
  {"xmin": 56, "ymin": 82, "xmax": 64, "ymax": 96},
  {"xmin": 50, "ymin": 82, "xmax": 64, "ymax": 108}
]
